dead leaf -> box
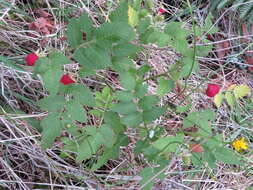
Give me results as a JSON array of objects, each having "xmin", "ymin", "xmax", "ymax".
[
  {"xmin": 28, "ymin": 17, "xmax": 55, "ymax": 36},
  {"xmin": 189, "ymin": 143, "xmax": 204, "ymax": 153},
  {"xmin": 215, "ymin": 40, "xmax": 230, "ymax": 62},
  {"xmin": 242, "ymin": 24, "xmax": 250, "ymax": 43},
  {"xmin": 34, "ymin": 9, "xmax": 52, "ymax": 18},
  {"xmin": 245, "ymin": 56, "xmax": 253, "ymax": 72}
]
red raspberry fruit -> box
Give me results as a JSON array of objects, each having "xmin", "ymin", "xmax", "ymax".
[
  {"xmin": 206, "ymin": 84, "xmax": 221, "ymax": 97},
  {"xmin": 25, "ymin": 53, "xmax": 39, "ymax": 66},
  {"xmin": 60, "ymin": 74, "xmax": 75, "ymax": 85},
  {"xmin": 158, "ymin": 8, "xmax": 166, "ymax": 14}
]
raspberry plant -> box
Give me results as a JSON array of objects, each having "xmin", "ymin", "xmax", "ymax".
[{"xmin": 32, "ymin": 1, "xmax": 249, "ymax": 189}]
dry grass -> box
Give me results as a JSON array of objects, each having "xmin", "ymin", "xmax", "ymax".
[{"xmin": 0, "ymin": 0, "xmax": 253, "ymax": 189}]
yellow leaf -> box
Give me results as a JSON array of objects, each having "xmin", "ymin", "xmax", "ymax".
[
  {"xmin": 225, "ymin": 91, "xmax": 235, "ymax": 107},
  {"xmin": 128, "ymin": 6, "xmax": 138, "ymax": 27},
  {"xmin": 233, "ymin": 84, "xmax": 251, "ymax": 99},
  {"xmin": 214, "ymin": 92, "xmax": 223, "ymax": 108},
  {"xmin": 227, "ymin": 84, "xmax": 237, "ymax": 91}
]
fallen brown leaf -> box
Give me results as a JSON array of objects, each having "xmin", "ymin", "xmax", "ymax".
[
  {"xmin": 189, "ymin": 143, "xmax": 204, "ymax": 153},
  {"xmin": 245, "ymin": 56, "xmax": 253, "ymax": 72},
  {"xmin": 28, "ymin": 17, "xmax": 55, "ymax": 36}
]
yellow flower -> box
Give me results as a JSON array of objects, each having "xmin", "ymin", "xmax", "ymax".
[{"xmin": 232, "ymin": 137, "xmax": 249, "ymax": 152}]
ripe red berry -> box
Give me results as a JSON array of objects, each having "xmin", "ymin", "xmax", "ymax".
[
  {"xmin": 158, "ymin": 8, "xmax": 166, "ymax": 14},
  {"xmin": 206, "ymin": 84, "xmax": 221, "ymax": 97},
  {"xmin": 60, "ymin": 74, "xmax": 75, "ymax": 85},
  {"xmin": 25, "ymin": 53, "xmax": 39, "ymax": 66}
]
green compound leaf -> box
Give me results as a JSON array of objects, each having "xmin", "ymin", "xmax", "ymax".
[
  {"xmin": 214, "ymin": 147, "xmax": 242, "ymax": 165},
  {"xmin": 95, "ymin": 22, "xmax": 135, "ymax": 44},
  {"xmin": 143, "ymin": 107, "xmax": 166, "ymax": 124},
  {"xmin": 76, "ymin": 135, "xmax": 101, "ymax": 162},
  {"xmin": 41, "ymin": 112, "xmax": 62, "ymax": 148},
  {"xmin": 34, "ymin": 51, "xmax": 69, "ymax": 96},
  {"xmin": 91, "ymin": 134, "xmax": 128, "ymax": 171},
  {"xmin": 164, "ymin": 22, "xmax": 190, "ymax": 40},
  {"xmin": 115, "ymin": 91, "xmax": 135, "ymax": 102},
  {"xmin": 111, "ymin": 101, "xmax": 138, "ymax": 114},
  {"xmin": 109, "ymin": 1, "xmax": 128, "ymax": 23},
  {"xmin": 63, "ymin": 100, "xmax": 87, "ymax": 123},
  {"xmin": 71, "ymin": 85, "xmax": 95, "ymax": 107},
  {"xmin": 120, "ymin": 112, "xmax": 143, "ymax": 127},
  {"xmin": 37, "ymin": 95, "xmax": 66, "ymax": 112},
  {"xmin": 137, "ymin": 17, "xmax": 151, "ymax": 34},
  {"xmin": 74, "ymin": 45, "xmax": 112, "ymax": 70},
  {"xmin": 152, "ymin": 133, "xmax": 184, "ymax": 153},
  {"xmin": 112, "ymin": 43, "xmax": 142, "ymax": 58},
  {"xmin": 76, "ymin": 125, "xmax": 115, "ymax": 162},
  {"xmin": 139, "ymin": 95, "xmax": 159, "ymax": 110},
  {"xmin": 183, "ymin": 110, "xmax": 215, "ymax": 137},
  {"xmin": 157, "ymin": 77, "xmax": 175, "ymax": 97},
  {"xmin": 104, "ymin": 111, "xmax": 125, "ymax": 134},
  {"xmin": 120, "ymin": 72, "xmax": 136, "ymax": 90},
  {"xmin": 66, "ymin": 13, "xmax": 94, "ymax": 48}
]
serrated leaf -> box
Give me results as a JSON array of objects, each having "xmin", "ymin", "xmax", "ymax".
[
  {"xmin": 76, "ymin": 135, "xmax": 102, "ymax": 162},
  {"xmin": 135, "ymin": 83, "xmax": 148, "ymax": 98},
  {"xmin": 214, "ymin": 147, "xmax": 242, "ymax": 164},
  {"xmin": 164, "ymin": 22, "xmax": 190, "ymax": 40},
  {"xmin": 111, "ymin": 101, "xmax": 137, "ymax": 114},
  {"xmin": 34, "ymin": 52, "xmax": 69, "ymax": 96},
  {"xmin": 72, "ymin": 85, "xmax": 95, "ymax": 106},
  {"xmin": 66, "ymin": 13, "xmax": 93, "ymax": 48},
  {"xmin": 76, "ymin": 126, "xmax": 116, "ymax": 162},
  {"xmin": 139, "ymin": 95, "xmax": 159, "ymax": 110},
  {"xmin": 120, "ymin": 72, "xmax": 136, "ymax": 90},
  {"xmin": 233, "ymin": 84, "xmax": 251, "ymax": 99},
  {"xmin": 91, "ymin": 144, "xmax": 119, "ymax": 171},
  {"xmin": 137, "ymin": 17, "xmax": 151, "ymax": 34},
  {"xmin": 104, "ymin": 111, "xmax": 125, "ymax": 133},
  {"xmin": 41, "ymin": 113, "xmax": 62, "ymax": 148},
  {"xmin": 176, "ymin": 103, "xmax": 192, "ymax": 113},
  {"xmin": 112, "ymin": 57, "xmax": 135, "ymax": 72},
  {"xmin": 128, "ymin": 6, "xmax": 138, "ymax": 27},
  {"xmin": 143, "ymin": 107, "xmax": 166, "ymax": 123},
  {"xmin": 113, "ymin": 43, "xmax": 141, "ymax": 58},
  {"xmin": 225, "ymin": 91, "xmax": 235, "ymax": 107},
  {"xmin": 109, "ymin": 1, "xmax": 128, "ymax": 23},
  {"xmin": 146, "ymin": 30, "xmax": 171, "ymax": 47},
  {"xmin": 180, "ymin": 58, "xmax": 199, "ymax": 78},
  {"xmin": 157, "ymin": 77, "xmax": 174, "ymax": 96},
  {"xmin": 95, "ymin": 22, "xmax": 135, "ymax": 43},
  {"xmin": 74, "ymin": 45, "xmax": 111, "ymax": 70},
  {"xmin": 183, "ymin": 110, "xmax": 215, "ymax": 137},
  {"xmin": 152, "ymin": 133, "xmax": 184, "ymax": 153},
  {"xmin": 203, "ymin": 151, "xmax": 217, "ymax": 169},
  {"xmin": 64, "ymin": 100, "xmax": 87, "ymax": 123},
  {"xmin": 115, "ymin": 91, "xmax": 134, "ymax": 102},
  {"xmin": 121, "ymin": 112, "xmax": 142, "ymax": 127},
  {"xmin": 100, "ymin": 125, "xmax": 115, "ymax": 148},
  {"xmin": 214, "ymin": 92, "xmax": 223, "ymax": 108},
  {"xmin": 91, "ymin": 134, "xmax": 128, "ymax": 171},
  {"xmin": 37, "ymin": 96, "xmax": 65, "ymax": 112}
]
